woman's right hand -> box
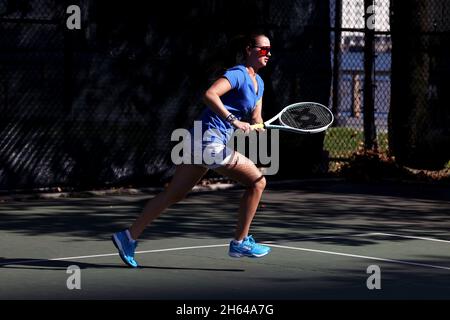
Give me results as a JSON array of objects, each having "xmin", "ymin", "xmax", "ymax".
[{"xmin": 232, "ymin": 120, "xmax": 252, "ymax": 134}]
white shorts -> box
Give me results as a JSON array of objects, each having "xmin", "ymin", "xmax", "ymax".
[{"xmin": 185, "ymin": 139, "xmax": 234, "ymax": 169}]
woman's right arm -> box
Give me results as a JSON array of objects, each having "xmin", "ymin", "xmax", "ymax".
[{"xmin": 203, "ymin": 78, "xmax": 252, "ymax": 133}]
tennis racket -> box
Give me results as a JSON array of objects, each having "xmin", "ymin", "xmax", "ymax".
[{"xmin": 251, "ymin": 102, "xmax": 334, "ymax": 134}]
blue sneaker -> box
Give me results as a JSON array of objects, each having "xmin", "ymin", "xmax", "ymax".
[
  {"xmin": 112, "ymin": 230, "xmax": 139, "ymax": 268},
  {"xmin": 229, "ymin": 235, "xmax": 271, "ymax": 258}
]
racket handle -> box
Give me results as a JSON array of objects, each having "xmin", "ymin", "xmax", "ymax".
[{"xmin": 250, "ymin": 123, "xmax": 265, "ymax": 130}]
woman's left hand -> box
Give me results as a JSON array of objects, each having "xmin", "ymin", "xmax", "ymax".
[
  {"xmin": 232, "ymin": 120, "xmax": 253, "ymax": 134},
  {"xmin": 252, "ymin": 120, "xmax": 266, "ymax": 132}
]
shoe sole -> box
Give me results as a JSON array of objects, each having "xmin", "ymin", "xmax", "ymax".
[
  {"xmin": 112, "ymin": 235, "xmax": 139, "ymax": 268},
  {"xmin": 229, "ymin": 251, "xmax": 270, "ymax": 258}
]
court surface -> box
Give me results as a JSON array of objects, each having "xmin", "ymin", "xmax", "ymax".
[{"xmin": 1, "ymin": 180, "xmax": 449, "ymax": 300}]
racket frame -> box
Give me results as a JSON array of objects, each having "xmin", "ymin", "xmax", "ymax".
[{"xmin": 254, "ymin": 102, "xmax": 334, "ymax": 134}]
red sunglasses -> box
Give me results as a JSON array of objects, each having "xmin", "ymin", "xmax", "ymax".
[{"xmin": 252, "ymin": 46, "xmax": 271, "ymax": 56}]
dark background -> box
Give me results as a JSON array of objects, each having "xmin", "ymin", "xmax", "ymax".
[
  {"xmin": 0, "ymin": 0, "xmax": 448, "ymax": 192},
  {"xmin": 0, "ymin": 0, "xmax": 331, "ymax": 191}
]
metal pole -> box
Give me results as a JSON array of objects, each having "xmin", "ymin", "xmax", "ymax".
[
  {"xmin": 332, "ymin": 0, "xmax": 342, "ymax": 121},
  {"xmin": 363, "ymin": 0, "xmax": 377, "ymax": 150}
]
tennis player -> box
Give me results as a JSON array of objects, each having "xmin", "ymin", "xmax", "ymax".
[{"xmin": 112, "ymin": 33, "xmax": 272, "ymax": 267}]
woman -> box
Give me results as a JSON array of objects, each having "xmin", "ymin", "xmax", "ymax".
[{"xmin": 112, "ymin": 33, "xmax": 273, "ymax": 267}]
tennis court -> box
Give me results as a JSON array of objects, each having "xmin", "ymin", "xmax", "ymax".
[
  {"xmin": 1, "ymin": 180, "xmax": 449, "ymax": 300},
  {"xmin": 1, "ymin": 3, "xmax": 449, "ymax": 317}
]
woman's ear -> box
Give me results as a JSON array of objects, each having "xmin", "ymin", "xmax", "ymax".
[{"xmin": 245, "ymin": 46, "xmax": 252, "ymax": 57}]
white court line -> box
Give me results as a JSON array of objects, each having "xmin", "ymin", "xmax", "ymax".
[
  {"xmin": 2, "ymin": 232, "xmax": 449, "ymax": 270},
  {"xmin": 370, "ymin": 232, "xmax": 450, "ymax": 244},
  {"xmin": 0, "ymin": 244, "xmax": 228, "ymax": 266},
  {"xmin": 268, "ymin": 244, "xmax": 450, "ymax": 271},
  {"xmin": 298, "ymin": 232, "xmax": 450, "ymax": 244},
  {"xmin": 57, "ymin": 244, "xmax": 229, "ymax": 261},
  {"xmin": 1, "ymin": 235, "xmax": 376, "ymax": 266},
  {"xmin": 0, "ymin": 235, "xmax": 368, "ymax": 266},
  {"xmin": 263, "ymin": 232, "xmax": 380, "ymax": 244},
  {"xmin": 301, "ymin": 232, "xmax": 380, "ymax": 241}
]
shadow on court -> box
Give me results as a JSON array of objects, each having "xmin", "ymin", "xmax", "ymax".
[
  {"xmin": 0, "ymin": 258, "xmax": 244, "ymax": 273},
  {"xmin": 1, "ymin": 180, "xmax": 449, "ymax": 299},
  {"xmin": 0, "ymin": 181, "xmax": 449, "ymax": 243}
]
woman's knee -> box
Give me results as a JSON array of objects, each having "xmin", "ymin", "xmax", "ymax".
[{"xmin": 250, "ymin": 176, "xmax": 266, "ymax": 192}]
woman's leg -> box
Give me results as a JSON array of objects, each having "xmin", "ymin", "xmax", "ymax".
[
  {"xmin": 213, "ymin": 152, "xmax": 266, "ymax": 241},
  {"xmin": 129, "ymin": 164, "xmax": 208, "ymax": 240}
]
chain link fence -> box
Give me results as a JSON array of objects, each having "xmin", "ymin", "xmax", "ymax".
[
  {"xmin": 389, "ymin": 0, "xmax": 450, "ymax": 170},
  {"xmin": 326, "ymin": 0, "xmax": 392, "ymax": 170},
  {"xmin": 0, "ymin": 0, "xmax": 331, "ymax": 191},
  {"xmin": 0, "ymin": 0, "xmax": 448, "ymax": 191},
  {"xmin": 328, "ymin": 0, "xmax": 449, "ymax": 172}
]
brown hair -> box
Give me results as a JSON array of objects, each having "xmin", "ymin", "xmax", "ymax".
[{"xmin": 225, "ymin": 32, "xmax": 268, "ymax": 67}]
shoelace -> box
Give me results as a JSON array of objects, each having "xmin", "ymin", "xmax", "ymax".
[
  {"xmin": 247, "ymin": 236, "xmax": 265, "ymax": 248},
  {"xmin": 246, "ymin": 235, "xmax": 256, "ymax": 244},
  {"xmin": 245, "ymin": 235, "xmax": 264, "ymax": 248}
]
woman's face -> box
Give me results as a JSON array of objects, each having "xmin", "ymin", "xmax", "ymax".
[{"xmin": 246, "ymin": 35, "xmax": 271, "ymax": 69}]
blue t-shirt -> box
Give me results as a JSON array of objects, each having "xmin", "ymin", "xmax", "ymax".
[{"xmin": 199, "ymin": 64, "xmax": 264, "ymax": 144}]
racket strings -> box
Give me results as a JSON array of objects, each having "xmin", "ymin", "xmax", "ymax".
[{"xmin": 280, "ymin": 104, "xmax": 332, "ymax": 130}]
